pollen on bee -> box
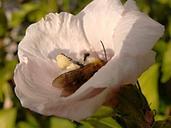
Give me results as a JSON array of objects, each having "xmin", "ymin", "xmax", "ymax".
[
  {"xmin": 66, "ymin": 63, "xmax": 80, "ymax": 71},
  {"xmin": 56, "ymin": 54, "xmax": 72, "ymax": 69},
  {"xmin": 84, "ymin": 57, "xmax": 102, "ymax": 64},
  {"xmin": 56, "ymin": 54, "xmax": 80, "ymax": 71}
]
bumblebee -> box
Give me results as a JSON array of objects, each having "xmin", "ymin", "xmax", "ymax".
[{"xmin": 52, "ymin": 41, "xmax": 107, "ymax": 97}]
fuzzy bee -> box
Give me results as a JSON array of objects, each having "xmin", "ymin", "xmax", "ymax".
[{"xmin": 52, "ymin": 41, "xmax": 107, "ymax": 97}]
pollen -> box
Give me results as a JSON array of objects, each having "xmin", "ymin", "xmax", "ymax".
[
  {"xmin": 85, "ymin": 57, "xmax": 102, "ymax": 64},
  {"xmin": 56, "ymin": 54, "xmax": 72, "ymax": 69},
  {"xmin": 66, "ymin": 63, "xmax": 80, "ymax": 71}
]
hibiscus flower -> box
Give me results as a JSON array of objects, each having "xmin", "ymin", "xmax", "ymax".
[{"xmin": 14, "ymin": 0, "xmax": 164, "ymax": 121}]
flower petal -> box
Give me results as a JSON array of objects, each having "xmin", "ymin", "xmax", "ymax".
[
  {"xmin": 46, "ymin": 88, "xmax": 110, "ymax": 121},
  {"xmin": 18, "ymin": 12, "xmax": 93, "ymax": 62},
  {"xmin": 79, "ymin": 0, "xmax": 124, "ymax": 58},
  {"xmin": 14, "ymin": 53, "xmax": 61, "ymax": 98},
  {"xmin": 124, "ymin": 0, "xmax": 139, "ymax": 12},
  {"xmin": 113, "ymin": 11, "xmax": 164, "ymax": 57}
]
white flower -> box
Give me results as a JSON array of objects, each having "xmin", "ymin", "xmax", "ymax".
[{"xmin": 14, "ymin": 0, "xmax": 164, "ymax": 121}]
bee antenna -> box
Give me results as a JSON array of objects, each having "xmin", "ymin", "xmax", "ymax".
[{"xmin": 100, "ymin": 40, "xmax": 107, "ymax": 61}]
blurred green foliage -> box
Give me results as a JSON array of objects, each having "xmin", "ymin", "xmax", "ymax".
[
  {"xmin": 139, "ymin": 64, "xmax": 160, "ymax": 110},
  {"xmin": 0, "ymin": 0, "xmax": 171, "ymax": 128}
]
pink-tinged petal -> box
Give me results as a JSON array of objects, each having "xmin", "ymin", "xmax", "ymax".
[
  {"xmin": 17, "ymin": 12, "xmax": 99, "ymax": 90},
  {"xmin": 18, "ymin": 0, "xmax": 124, "ymax": 62},
  {"xmin": 124, "ymin": 0, "xmax": 139, "ymax": 12},
  {"xmin": 46, "ymin": 88, "xmax": 110, "ymax": 121},
  {"xmin": 14, "ymin": 54, "xmax": 61, "ymax": 98},
  {"xmin": 18, "ymin": 12, "xmax": 92, "ymax": 62},
  {"xmin": 68, "ymin": 5, "xmax": 164, "ymax": 99},
  {"xmin": 113, "ymin": 11, "xmax": 164, "ymax": 56},
  {"xmin": 79, "ymin": 0, "xmax": 124, "ymax": 58}
]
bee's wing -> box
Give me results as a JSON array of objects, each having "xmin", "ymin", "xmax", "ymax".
[
  {"xmin": 52, "ymin": 61, "xmax": 106, "ymax": 97},
  {"xmin": 52, "ymin": 68, "xmax": 82, "ymax": 89}
]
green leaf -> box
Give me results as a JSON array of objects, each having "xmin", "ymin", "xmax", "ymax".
[
  {"xmin": 50, "ymin": 117, "xmax": 76, "ymax": 128},
  {"xmin": 158, "ymin": 0, "xmax": 171, "ymax": 7},
  {"xmin": 81, "ymin": 117, "xmax": 122, "ymax": 128},
  {"xmin": 139, "ymin": 64, "xmax": 159, "ymax": 110},
  {"xmin": 10, "ymin": 10, "xmax": 26, "ymax": 27},
  {"xmin": 47, "ymin": 0, "xmax": 58, "ymax": 12},
  {"xmin": 80, "ymin": 108, "xmax": 121, "ymax": 128},
  {"xmin": 0, "ymin": 60, "xmax": 17, "ymax": 82},
  {"xmin": 10, "ymin": 2, "xmax": 38, "ymax": 27},
  {"xmin": 92, "ymin": 106, "xmax": 114, "ymax": 118},
  {"xmin": 73, "ymin": 0, "xmax": 92, "ymax": 14},
  {"xmin": 0, "ymin": 60, "xmax": 17, "ymax": 102},
  {"xmin": 26, "ymin": 112, "xmax": 39, "ymax": 128},
  {"xmin": 0, "ymin": 108, "xmax": 17, "ymax": 128},
  {"xmin": 27, "ymin": 0, "xmax": 57, "ymax": 22},
  {"xmin": 161, "ymin": 43, "xmax": 171, "ymax": 83},
  {"xmin": 155, "ymin": 114, "xmax": 168, "ymax": 121},
  {"xmin": 154, "ymin": 41, "xmax": 167, "ymax": 62},
  {"xmin": 136, "ymin": 0, "xmax": 150, "ymax": 13},
  {"xmin": 0, "ymin": 7, "xmax": 7, "ymax": 37},
  {"xmin": 169, "ymin": 17, "xmax": 171, "ymax": 37},
  {"xmin": 86, "ymin": 119, "xmax": 112, "ymax": 128},
  {"xmin": 78, "ymin": 121, "xmax": 94, "ymax": 128},
  {"xmin": 62, "ymin": 0, "xmax": 70, "ymax": 12},
  {"xmin": 100, "ymin": 117, "xmax": 122, "ymax": 128},
  {"xmin": 17, "ymin": 122, "xmax": 35, "ymax": 128},
  {"xmin": 152, "ymin": 117, "xmax": 171, "ymax": 128}
]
